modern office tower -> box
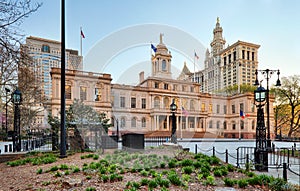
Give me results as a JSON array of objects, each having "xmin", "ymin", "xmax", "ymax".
[{"xmin": 22, "ymin": 36, "xmax": 83, "ymax": 99}]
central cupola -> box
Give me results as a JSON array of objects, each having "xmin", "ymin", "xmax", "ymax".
[{"xmin": 151, "ymin": 33, "xmax": 172, "ymax": 79}]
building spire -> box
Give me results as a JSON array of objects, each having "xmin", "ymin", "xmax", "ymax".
[{"xmin": 160, "ymin": 33, "xmax": 164, "ymax": 44}]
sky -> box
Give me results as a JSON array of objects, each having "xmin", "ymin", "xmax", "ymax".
[{"xmin": 21, "ymin": 0, "xmax": 300, "ymax": 85}]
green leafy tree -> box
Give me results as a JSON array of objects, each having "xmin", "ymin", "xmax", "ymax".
[
  {"xmin": 219, "ymin": 84, "xmax": 257, "ymax": 95},
  {"xmin": 275, "ymin": 75, "xmax": 300, "ymax": 137}
]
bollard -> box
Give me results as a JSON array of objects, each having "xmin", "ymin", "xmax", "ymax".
[
  {"xmin": 195, "ymin": 144, "xmax": 197, "ymax": 154},
  {"xmin": 246, "ymin": 154, "xmax": 249, "ymax": 171},
  {"xmin": 291, "ymin": 146, "xmax": 294, "ymax": 157},
  {"xmin": 225, "ymin": 149, "xmax": 228, "ymax": 163},
  {"xmin": 213, "ymin": 146, "xmax": 215, "ymax": 157},
  {"xmin": 287, "ymin": 149, "xmax": 290, "ymax": 164},
  {"xmin": 283, "ymin": 163, "xmax": 287, "ymax": 181},
  {"xmin": 236, "ymin": 148, "xmax": 239, "ymax": 168}
]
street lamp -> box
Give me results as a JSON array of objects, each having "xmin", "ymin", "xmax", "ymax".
[
  {"xmin": 5, "ymin": 88, "xmax": 10, "ymax": 140},
  {"xmin": 254, "ymin": 85, "xmax": 268, "ymax": 171},
  {"xmin": 12, "ymin": 88, "xmax": 22, "ymax": 152},
  {"xmin": 254, "ymin": 69, "xmax": 281, "ymax": 150},
  {"xmin": 170, "ymin": 99, "xmax": 177, "ymax": 144}
]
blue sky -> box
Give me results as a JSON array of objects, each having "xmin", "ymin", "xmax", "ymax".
[{"xmin": 21, "ymin": 0, "xmax": 300, "ymax": 84}]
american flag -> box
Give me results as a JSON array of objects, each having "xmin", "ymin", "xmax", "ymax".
[{"xmin": 182, "ymin": 107, "xmax": 189, "ymax": 116}]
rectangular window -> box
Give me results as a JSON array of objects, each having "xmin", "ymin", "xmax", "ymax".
[
  {"xmin": 240, "ymin": 103, "xmax": 244, "ymax": 112},
  {"xmin": 95, "ymin": 88, "xmax": 101, "ymax": 101},
  {"xmin": 164, "ymin": 83, "xmax": 168, "ymax": 90},
  {"xmin": 131, "ymin": 97, "xmax": 136, "ymax": 108},
  {"xmin": 120, "ymin": 97, "xmax": 125, "ymax": 108},
  {"xmin": 242, "ymin": 50, "xmax": 245, "ymax": 59},
  {"xmin": 232, "ymin": 104, "xmax": 235, "ymax": 114},
  {"xmin": 247, "ymin": 51, "xmax": 250, "ymax": 60},
  {"xmin": 232, "ymin": 124, "xmax": 236, "ymax": 130},
  {"xmin": 216, "ymin": 105, "xmax": 220, "ymax": 114},
  {"xmin": 223, "ymin": 105, "xmax": 227, "ymax": 114},
  {"xmin": 65, "ymin": 85, "xmax": 71, "ymax": 99},
  {"xmin": 142, "ymin": 98, "xmax": 146, "ymax": 109},
  {"xmin": 233, "ymin": 51, "xmax": 236, "ymax": 61},
  {"xmin": 190, "ymin": 86, "xmax": 194, "ymax": 92},
  {"xmin": 228, "ymin": 54, "xmax": 231, "ymax": 63},
  {"xmin": 155, "ymin": 82, "xmax": 159, "ymax": 88},
  {"xmin": 223, "ymin": 57, "xmax": 227, "ymax": 65},
  {"xmin": 201, "ymin": 103, "xmax": 205, "ymax": 112},
  {"xmin": 80, "ymin": 87, "xmax": 87, "ymax": 101},
  {"xmin": 252, "ymin": 52, "xmax": 255, "ymax": 61},
  {"xmin": 209, "ymin": 104, "xmax": 213, "ymax": 113},
  {"xmin": 173, "ymin": 84, "xmax": 177, "ymax": 91}
]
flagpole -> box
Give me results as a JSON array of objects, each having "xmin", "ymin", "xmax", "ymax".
[
  {"xmin": 193, "ymin": 50, "xmax": 196, "ymax": 82},
  {"xmin": 80, "ymin": 27, "xmax": 82, "ymax": 56}
]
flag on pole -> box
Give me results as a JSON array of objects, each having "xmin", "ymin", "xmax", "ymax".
[
  {"xmin": 81, "ymin": 29, "xmax": 85, "ymax": 38},
  {"xmin": 151, "ymin": 44, "xmax": 157, "ymax": 53},
  {"xmin": 240, "ymin": 110, "xmax": 249, "ymax": 119},
  {"xmin": 194, "ymin": 51, "xmax": 199, "ymax": 59},
  {"xmin": 182, "ymin": 107, "xmax": 189, "ymax": 117}
]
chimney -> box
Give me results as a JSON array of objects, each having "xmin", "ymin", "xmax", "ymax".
[{"xmin": 139, "ymin": 71, "xmax": 144, "ymax": 83}]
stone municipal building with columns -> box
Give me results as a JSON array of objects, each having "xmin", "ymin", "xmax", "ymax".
[{"xmin": 50, "ymin": 19, "xmax": 275, "ymax": 139}]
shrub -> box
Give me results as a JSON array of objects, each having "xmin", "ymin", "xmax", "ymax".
[
  {"xmin": 182, "ymin": 166, "xmax": 194, "ymax": 174},
  {"xmin": 160, "ymin": 179, "xmax": 170, "ymax": 188},
  {"xmin": 140, "ymin": 178, "xmax": 149, "ymax": 186},
  {"xmin": 226, "ymin": 164, "xmax": 235, "ymax": 172},
  {"xmin": 54, "ymin": 171, "xmax": 61, "ymax": 177},
  {"xmin": 132, "ymin": 181, "xmax": 140, "ymax": 189},
  {"xmin": 36, "ymin": 168, "xmax": 43, "ymax": 174},
  {"xmin": 64, "ymin": 170, "xmax": 70, "ymax": 175},
  {"xmin": 59, "ymin": 164, "xmax": 68, "ymax": 170},
  {"xmin": 140, "ymin": 170, "xmax": 149, "ymax": 177},
  {"xmin": 223, "ymin": 177, "xmax": 236, "ymax": 187},
  {"xmin": 182, "ymin": 174, "xmax": 191, "ymax": 182},
  {"xmin": 86, "ymin": 175, "xmax": 92, "ymax": 180},
  {"xmin": 160, "ymin": 162, "xmax": 166, "ymax": 168},
  {"xmin": 72, "ymin": 166, "xmax": 80, "ymax": 173},
  {"xmin": 109, "ymin": 173, "xmax": 118, "ymax": 182},
  {"xmin": 237, "ymin": 179, "xmax": 248, "ymax": 188},
  {"xmin": 50, "ymin": 166, "xmax": 58, "ymax": 172},
  {"xmin": 168, "ymin": 159, "xmax": 177, "ymax": 168},
  {"xmin": 213, "ymin": 169, "xmax": 223, "ymax": 177},
  {"xmin": 86, "ymin": 187, "xmax": 96, "ymax": 191},
  {"xmin": 209, "ymin": 156, "xmax": 220, "ymax": 165},
  {"xmin": 268, "ymin": 178, "xmax": 287, "ymax": 191},
  {"xmin": 167, "ymin": 173, "xmax": 182, "ymax": 186},
  {"xmin": 181, "ymin": 159, "xmax": 193, "ymax": 167},
  {"xmin": 101, "ymin": 175, "xmax": 109, "ymax": 182},
  {"xmin": 148, "ymin": 179, "xmax": 158, "ymax": 189},
  {"xmin": 92, "ymin": 154, "xmax": 99, "ymax": 160},
  {"xmin": 203, "ymin": 175, "xmax": 216, "ymax": 186},
  {"xmin": 245, "ymin": 171, "xmax": 255, "ymax": 177}
]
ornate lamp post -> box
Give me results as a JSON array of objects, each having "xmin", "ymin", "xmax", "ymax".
[
  {"xmin": 5, "ymin": 88, "xmax": 10, "ymax": 140},
  {"xmin": 170, "ymin": 99, "xmax": 177, "ymax": 144},
  {"xmin": 254, "ymin": 69, "xmax": 281, "ymax": 150},
  {"xmin": 12, "ymin": 88, "xmax": 22, "ymax": 152},
  {"xmin": 254, "ymin": 85, "xmax": 268, "ymax": 171}
]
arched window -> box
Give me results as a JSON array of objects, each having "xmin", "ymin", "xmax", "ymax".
[
  {"xmin": 120, "ymin": 117, "xmax": 125, "ymax": 128},
  {"xmin": 232, "ymin": 121, "xmax": 236, "ymax": 130},
  {"xmin": 163, "ymin": 97, "xmax": 169, "ymax": 109},
  {"xmin": 131, "ymin": 117, "xmax": 137, "ymax": 128},
  {"xmin": 241, "ymin": 120, "xmax": 244, "ymax": 130},
  {"xmin": 223, "ymin": 121, "xmax": 227, "ymax": 130},
  {"xmin": 142, "ymin": 118, "xmax": 146, "ymax": 128},
  {"xmin": 154, "ymin": 97, "xmax": 160, "ymax": 109},
  {"xmin": 217, "ymin": 121, "xmax": 220, "ymax": 129},
  {"xmin": 190, "ymin": 100, "xmax": 195, "ymax": 111},
  {"xmin": 162, "ymin": 59, "xmax": 167, "ymax": 71}
]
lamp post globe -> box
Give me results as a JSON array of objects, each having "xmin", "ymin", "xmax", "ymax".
[{"xmin": 170, "ymin": 99, "xmax": 177, "ymax": 144}]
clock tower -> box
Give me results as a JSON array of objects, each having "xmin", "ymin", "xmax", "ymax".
[{"xmin": 151, "ymin": 34, "xmax": 172, "ymax": 79}]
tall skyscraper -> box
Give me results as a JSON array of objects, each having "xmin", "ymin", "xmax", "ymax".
[{"xmin": 22, "ymin": 36, "xmax": 83, "ymax": 99}]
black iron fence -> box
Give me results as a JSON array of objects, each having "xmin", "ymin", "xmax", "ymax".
[{"xmin": 195, "ymin": 144, "xmax": 300, "ymax": 182}]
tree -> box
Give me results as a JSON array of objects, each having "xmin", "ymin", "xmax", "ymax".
[
  {"xmin": 0, "ymin": 0, "xmax": 42, "ymax": 138},
  {"xmin": 219, "ymin": 84, "xmax": 257, "ymax": 95},
  {"xmin": 48, "ymin": 99, "xmax": 113, "ymax": 150},
  {"xmin": 275, "ymin": 75, "xmax": 300, "ymax": 137}
]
